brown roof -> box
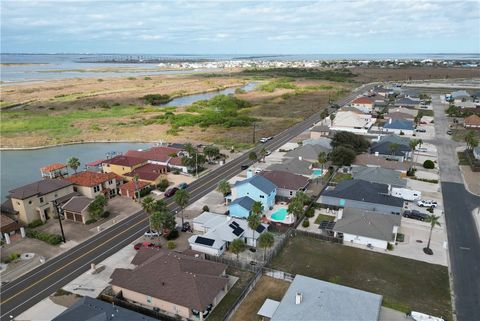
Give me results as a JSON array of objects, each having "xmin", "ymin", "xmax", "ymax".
[
  {"xmin": 353, "ymin": 154, "xmax": 410, "ymax": 171},
  {"xmin": 260, "ymin": 170, "xmax": 309, "ymax": 191},
  {"xmin": 351, "ymin": 96, "xmax": 374, "ymax": 104},
  {"xmin": 464, "ymin": 115, "xmax": 480, "ymax": 126},
  {"xmin": 62, "ymin": 196, "xmax": 93, "ymax": 214},
  {"xmin": 41, "ymin": 163, "xmax": 67, "ymax": 173},
  {"xmin": 125, "ymin": 146, "xmax": 181, "ymax": 163},
  {"xmin": 120, "ymin": 180, "xmax": 150, "ymax": 195},
  {"xmin": 111, "ymin": 248, "xmax": 228, "ymax": 311},
  {"xmin": 168, "ymin": 156, "xmax": 184, "ymax": 166},
  {"xmin": 1, "ymin": 214, "xmax": 21, "ymax": 233},
  {"xmin": 385, "ymin": 112, "xmax": 415, "ymax": 120},
  {"xmin": 65, "ymin": 171, "xmax": 119, "ymax": 187},
  {"xmin": 103, "ymin": 155, "xmax": 146, "ymax": 167},
  {"xmin": 9, "ymin": 179, "xmax": 73, "ymax": 200},
  {"xmin": 124, "ymin": 163, "xmax": 167, "ymax": 182}
]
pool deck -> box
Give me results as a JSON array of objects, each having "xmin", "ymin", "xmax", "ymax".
[{"xmin": 267, "ymin": 203, "xmax": 295, "ymax": 225}]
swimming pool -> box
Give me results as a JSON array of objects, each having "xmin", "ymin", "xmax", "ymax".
[
  {"xmin": 271, "ymin": 208, "xmax": 288, "ymax": 221},
  {"xmin": 312, "ymin": 169, "xmax": 323, "ymax": 176}
]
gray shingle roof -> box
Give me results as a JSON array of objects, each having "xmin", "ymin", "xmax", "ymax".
[
  {"xmin": 370, "ymin": 135, "xmax": 411, "ymax": 157},
  {"xmin": 321, "ymin": 179, "xmax": 404, "ymax": 207},
  {"xmin": 395, "ymin": 97, "xmax": 419, "ymax": 106},
  {"xmin": 61, "ymin": 196, "xmax": 93, "ymax": 213},
  {"xmin": 334, "ymin": 208, "xmax": 401, "ymax": 241},
  {"xmin": 383, "ymin": 119, "xmax": 414, "ymax": 131},
  {"xmin": 9, "ymin": 179, "xmax": 73, "ymax": 200},
  {"xmin": 234, "ymin": 175, "xmax": 276, "ymax": 194},
  {"xmin": 267, "ymin": 158, "xmax": 313, "ymax": 176},
  {"xmin": 260, "ymin": 170, "xmax": 309, "ymax": 191},
  {"xmin": 229, "ymin": 196, "xmax": 255, "ymax": 211},
  {"xmin": 284, "ymin": 144, "xmax": 331, "ymax": 160},
  {"xmin": 352, "ymin": 166, "xmax": 407, "ymax": 187},
  {"xmin": 52, "ymin": 296, "xmax": 156, "ymax": 321},
  {"xmin": 270, "ymin": 275, "xmax": 382, "ymax": 321}
]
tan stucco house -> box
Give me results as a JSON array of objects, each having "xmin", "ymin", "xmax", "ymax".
[{"xmin": 65, "ymin": 171, "xmax": 122, "ymax": 198}]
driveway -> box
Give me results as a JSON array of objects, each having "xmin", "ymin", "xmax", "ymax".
[{"xmin": 432, "ymin": 94, "xmax": 480, "ymax": 321}]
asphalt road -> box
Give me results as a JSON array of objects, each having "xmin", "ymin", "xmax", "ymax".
[
  {"xmin": 431, "ymin": 94, "xmax": 480, "ymax": 321},
  {"xmin": 0, "ymin": 84, "xmax": 372, "ymax": 320}
]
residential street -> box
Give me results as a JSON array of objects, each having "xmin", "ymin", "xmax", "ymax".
[{"xmin": 432, "ymin": 94, "xmax": 480, "ymax": 321}]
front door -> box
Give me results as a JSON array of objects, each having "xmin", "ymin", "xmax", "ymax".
[{"xmin": 44, "ymin": 208, "xmax": 50, "ymax": 220}]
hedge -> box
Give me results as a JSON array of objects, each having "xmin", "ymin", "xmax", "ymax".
[
  {"xmin": 27, "ymin": 219, "xmax": 44, "ymax": 228},
  {"xmin": 302, "ymin": 219, "xmax": 310, "ymax": 228},
  {"xmin": 423, "ymin": 160, "xmax": 435, "ymax": 169},
  {"xmin": 26, "ymin": 229, "xmax": 63, "ymax": 245}
]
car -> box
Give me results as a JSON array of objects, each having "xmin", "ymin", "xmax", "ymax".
[
  {"xmin": 403, "ymin": 210, "xmax": 428, "ymax": 221},
  {"xmin": 144, "ymin": 230, "xmax": 160, "ymax": 238},
  {"xmin": 164, "ymin": 187, "xmax": 178, "ymax": 197},
  {"xmin": 416, "ymin": 147, "xmax": 428, "ymax": 152},
  {"xmin": 265, "ymin": 149, "xmax": 272, "ymax": 156},
  {"xmin": 415, "ymin": 128, "xmax": 426, "ymax": 133},
  {"xmin": 134, "ymin": 242, "xmax": 160, "ymax": 250},
  {"xmin": 178, "ymin": 182, "xmax": 188, "ymax": 190},
  {"xmin": 181, "ymin": 222, "xmax": 192, "ymax": 232},
  {"xmin": 447, "ymin": 130, "xmax": 453, "ymax": 135},
  {"xmin": 254, "ymin": 168, "xmax": 262, "ymax": 174},
  {"xmin": 151, "ymin": 189, "xmax": 163, "ymax": 196},
  {"xmin": 241, "ymin": 164, "xmax": 249, "ymax": 170},
  {"xmin": 259, "ymin": 137, "xmax": 269, "ymax": 143},
  {"xmin": 417, "ymin": 200, "xmax": 438, "ymax": 208}
]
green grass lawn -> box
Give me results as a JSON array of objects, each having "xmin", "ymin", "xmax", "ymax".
[
  {"xmin": 208, "ymin": 267, "xmax": 255, "ymax": 321},
  {"xmin": 269, "ymin": 236, "xmax": 451, "ymax": 319},
  {"xmin": 331, "ymin": 172, "xmax": 353, "ymax": 183},
  {"xmin": 314, "ymin": 214, "xmax": 335, "ymax": 224}
]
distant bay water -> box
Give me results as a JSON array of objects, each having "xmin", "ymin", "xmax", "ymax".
[{"xmin": 1, "ymin": 53, "xmax": 479, "ymax": 83}]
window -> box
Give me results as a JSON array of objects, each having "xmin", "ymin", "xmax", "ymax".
[
  {"xmin": 39, "ymin": 197, "xmax": 44, "ymax": 203},
  {"xmin": 28, "ymin": 200, "xmax": 32, "ymax": 204},
  {"xmin": 109, "ymin": 180, "xmax": 113, "ymax": 184},
  {"xmin": 289, "ymin": 191, "xmax": 293, "ymax": 196},
  {"xmin": 73, "ymin": 187, "xmax": 78, "ymax": 192}
]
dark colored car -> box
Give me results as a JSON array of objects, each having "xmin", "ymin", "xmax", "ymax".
[
  {"xmin": 403, "ymin": 210, "xmax": 428, "ymax": 221},
  {"xmin": 181, "ymin": 222, "xmax": 192, "ymax": 232},
  {"xmin": 164, "ymin": 187, "xmax": 179, "ymax": 197},
  {"xmin": 134, "ymin": 242, "xmax": 160, "ymax": 250},
  {"xmin": 241, "ymin": 165, "xmax": 249, "ymax": 170},
  {"xmin": 178, "ymin": 183, "xmax": 188, "ymax": 190}
]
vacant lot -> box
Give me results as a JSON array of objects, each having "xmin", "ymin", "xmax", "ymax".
[
  {"xmin": 208, "ymin": 267, "xmax": 255, "ymax": 321},
  {"xmin": 269, "ymin": 235, "xmax": 451, "ymax": 319},
  {"xmin": 230, "ymin": 276, "xmax": 290, "ymax": 321}
]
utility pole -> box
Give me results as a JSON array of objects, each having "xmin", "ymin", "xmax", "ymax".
[
  {"xmin": 52, "ymin": 200, "xmax": 66, "ymax": 243},
  {"xmin": 252, "ymin": 122, "xmax": 256, "ymax": 144},
  {"xmin": 195, "ymin": 152, "xmax": 198, "ymax": 177}
]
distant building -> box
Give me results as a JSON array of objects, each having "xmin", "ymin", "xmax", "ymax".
[
  {"xmin": 330, "ymin": 109, "xmax": 375, "ymax": 134},
  {"xmin": 40, "ymin": 163, "xmax": 68, "ymax": 179},
  {"xmin": 352, "ymin": 153, "xmax": 410, "ymax": 173},
  {"xmin": 394, "ymin": 97, "xmax": 420, "ymax": 108},
  {"xmin": 451, "ymin": 90, "xmax": 471, "ymax": 103},
  {"xmin": 310, "ymin": 124, "xmax": 330, "ymax": 138},
  {"xmin": 350, "ymin": 96, "xmax": 375, "ymax": 113},
  {"xmin": 284, "ymin": 144, "xmax": 331, "ymax": 162},
  {"xmin": 464, "ymin": 114, "xmax": 480, "ymax": 129}
]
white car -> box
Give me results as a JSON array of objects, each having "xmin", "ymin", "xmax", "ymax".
[
  {"xmin": 417, "ymin": 200, "xmax": 438, "ymax": 208},
  {"xmin": 151, "ymin": 189, "xmax": 163, "ymax": 196},
  {"xmin": 259, "ymin": 138, "xmax": 268, "ymax": 143},
  {"xmin": 144, "ymin": 230, "xmax": 160, "ymax": 238}
]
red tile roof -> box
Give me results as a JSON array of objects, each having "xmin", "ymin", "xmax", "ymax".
[
  {"xmin": 168, "ymin": 156, "xmax": 184, "ymax": 166},
  {"xmin": 102, "ymin": 155, "xmax": 146, "ymax": 167},
  {"xmin": 464, "ymin": 115, "xmax": 480, "ymax": 126},
  {"xmin": 41, "ymin": 163, "xmax": 66, "ymax": 173},
  {"xmin": 352, "ymin": 96, "xmax": 374, "ymax": 104},
  {"xmin": 124, "ymin": 163, "xmax": 167, "ymax": 182},
  {"xmin": 65, "ymin": 171, "xmax": 119, "ymax": 187},
  {"xmin": 120, "ymin": 180, "xmax": 150, "ymax": 195}
]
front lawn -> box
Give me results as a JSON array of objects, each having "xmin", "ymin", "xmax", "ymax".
[
  {"xmin": 269, "ymin": 236, "xmax": 451, "ymax": 319},
  {"xmin": 314, "ymin": 214, "xmax": 335, "ymax": 224},
  {"xmin": 331, "ymin": 172, "xmax": 352, "ymax": 183}
]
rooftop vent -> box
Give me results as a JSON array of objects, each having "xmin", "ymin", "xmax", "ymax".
[{"xmin": 295, "ymin": 292, "xmax": 303, "ymax": 305}]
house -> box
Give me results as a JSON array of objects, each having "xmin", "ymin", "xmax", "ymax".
[
  {"xmin": 260, "ymin": 170, "xmax": 309, "ymax": 200},
  {"xmin": 228, "ymin": 196, "xmax": 256, "ymax": 218},
  {"xmin": 7, "ymin": 179, "xmax": 75, "ymax": 224},
  {"xmin": 302, "ymin": 137, "xmax": 332, "ymax": 149},
  {"xmin": 101, "ymin": 155, "xmax": 147, "ymax": 176},
  {"xmin": 382, "ymin": 119, "xmax": 415, "ymax": 135},
  {"xmin": 189, "ymin": 212, "xmax": 268, "ymax": 254},
  {"xmin": 333, "ymin": 208, "xmax": 401, "ymax": 250},
  {"xmin": 350, "ymin": 96, "xmax": 374, "ymax": 113},
  {"xmin": 370, "ymin": 135, "xmax": 412, "ymax": 162},
  {"xmin": 167, "ymin": 156, "xmax": 189, "ymax": 174},
  {"xmin": 372, "ymin": 85, "xmax": 392, "ymax": 98},
  {"xmin": 464, "ymin": 114, "xmax": 480, "ymax": 129},
  {"xmin": 451, "ymin": 90, "xmax": 471, "ymax": 103},
  {"xmin": 384, "ymin": 111, "xmax": 415, "ymax": 121},
  {"xmin": 394, "ymin": 97, "xmax": 420, "ymax": 108},
  {"xmin": 474, "ymin": 147, "xmax": 480, "ymax": 160},
  {"xmin": 119, "ymin": 180, "xmax": 150, "ymax": 200},
  {"xmin": 65, "ymin": 171, "xmax": 121, "ymax": 199},
  {"xmin": 353, "ymin": 153, "xmax": 410, "ymax": 173},
  {"xmin": 110, "ymin": 248, "xmax": 229, "ymax": 321},
  {"xmin": 125, "ymin": 146, "xmax": 189, "ymax": 173},
  {"xmin": 267, "ymin": 158, "xmax": 314, "ymax": 177},
  {"xmin": 310, "ymin": 124, "xmax": 330, "ymax": 138},
  {"xmin": 1, "ymin": 213, "xmax": 22, "ymax": 241},
  {"xmin": 52, "ymin": 296, "xmax": 156, "ymax": 321},
  {"xmin": 258, "ymin": 275, "xmax": 382, "ymax": 321},
  {"xmin": 40, "ymin": 163, "xmax": 68, "ymax": 179},
  {"xmin": 317, "ymin": 179, "xmax": 404, "ymax": 215},
  {"xmin": 61, "ymin": 196, "xmax": 94, "ymax": 224},
  {"xmin": 329, "ymin": 110, "xmax": 375, "ymax": 134},
  {"xmin": 401, "ymin": 88, "xmax": 420, "ymax": 99},
  {"xmin": 352, "ymin": 166, "xmax": 407, "ymax": 187},
  {"xmin": 229, "ymin": 172, "xmax": 276, "ymax": 213},
  {"xmin": 124, "ymin": 163, "xmax": 167, "ymax": 185},
  {"xmin": 284, "ymin": 144, "xmax": 331, "ymax": 162}
]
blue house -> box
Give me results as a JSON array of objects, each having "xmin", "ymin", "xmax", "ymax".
[
  {"xmin": 227, "ymin": 172, "xmax": 276, "ymax": 218},
  {"xmin": 383, "ymin": 119, "xmax": 415, "ymax": 135}
]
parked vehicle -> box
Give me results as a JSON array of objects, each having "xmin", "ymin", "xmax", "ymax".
[
  {"xmin": 390, "ymin": 187, "xmax": 421, "ymax": 201},
  {"xmin": 447, "ymin": 130, "xmax": 453, "ymax": 135},
  {"xmin": 241, "ymin": 164, "xmax": 249, "ymax": 170},
  {"xmin": 415, "ymin": 128, "xmax": 426, "ymax": 133},
  {"xmin": 164, "ymin": 187, "xmax": 179, "ymax": 197},
  {"xmin": 417, "ymin": 200, "xmax": 438, "ymax": 208},
  {"xmin": 144, "ymin": 230, "xmax": 160, "ymax": 238},
  {"xmin": 259, "ymin": 137, "xmax": 269, "ymax": 143},
  {"xmin": 415, "ymin": 147, "xmax": 428, "ymax": 152},
  {"xmin": 403, "ymin": 210, "xmax": 428, "ymax": 221},
  {"xmin": 178, "ymin": 182, "xmax": 188, "ymax": 190},
  {"xmin": 151, "ymin": 190, "xmax": 163, "ymax": 196},
  {"xmin": 266, "ymin": 149, "xmax": 272, "ymax": 156},
  {"xmin": 181, "ymin": 222, "xmax": 192, "ymax": 232},
  {"xmin": 254, "ymin": 168, "xmax": 262, "ymax": 174},
  {"xmin": 134, "ymin": 242, "xmax": 160, "ymax": 250}
]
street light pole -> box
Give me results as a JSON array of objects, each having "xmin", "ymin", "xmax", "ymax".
[
  {"xmin": 52, "ymin": 200, "xmax": 66, "ymax": 243},
  {"xmin": 195, "ymin": 152, "xmax": 198, "ymax": 177},
  {"xmin": 252, "ymin": 122, "xmax": 256, "ymax": 144}
]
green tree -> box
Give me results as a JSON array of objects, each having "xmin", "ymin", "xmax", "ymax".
[
  {"xmin": 259, "ymin": 147, "xmax": 268, "ymax": 162},
  {"xmin": 154, "ymin": 199, "xmax": 168, "ymax": 212},
  {"xmin": 67, "ymin": 157, "xmax": 81, "ymax": 173},
  {"xmin": 409, "ymin": 139, "xmax": 421, "ymax": 170},
  {"xmin": 331, "ymin": 131, "xmax": 370, "ymax": 153},
  {"xmin": 151, "ymin": 210, "xmax": 176, "ymax": 234},
  {"xmin": 287, "ymin": 199, "xmax": 303, "ymax": 224},
  {"xmin": 141, "ymin": 196, "xmax": 156, "ymax": 230},
  {"xmin": 230, "ymin": 238, "xmax": 246, "ymax": 260},
  {"xmin": 424, "ymin": 214, "xmax": 441, "ymax": 255},
  {"xmin": 258, "ymin": 232, "xmax": 274, "ymax": 261},
  {"xmin": 174, "ymin": 189, "xmax": 190, "ymax": 225},
  {"xmin": 217, "ymin": 180, "xmax": 231, "ymax": 205},
  {"xmin": 317, "ymin": 151, "xmax": 328, "ymax": 172},
  {"xmin": 203, "ymin": 145, "xmax": 220, "ymax": 163},
  {"xmin": 249, "ymin": 151, "xmax": 258, "ymax": 162},
  {"xmin": 465, "ymin": 131, "xmax": 478, "ymax": 150},
  {"xmin": 329, "ymin": 146, "xmax": 356, "ymax": 166},
  {"xmin": 87, "ymin": 195, "xmax": 107, "ymax": 221},
  {"xmin": 247, "ymin": 205, "xmax": 262, "ymax": 246}
]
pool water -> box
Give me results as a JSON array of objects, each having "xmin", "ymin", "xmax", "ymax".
[
  {"xmin": 312, "ymin": 169, "xmax": 323, "ymax": 176},
  {"xmin": 271, "ymin": 208, "xmax": 288, "ymax": 221}
]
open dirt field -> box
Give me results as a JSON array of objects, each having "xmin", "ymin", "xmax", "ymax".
[{"xmin": 353, "ymin": 67, "xmax": 480, "ymax": 83}]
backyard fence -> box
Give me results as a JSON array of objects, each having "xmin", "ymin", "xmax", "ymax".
[
  {"xmin": 263, "ymin": 267, "xmax": 295, "ymax": 282},
  {"xmin": 294, "ymin": 229, "xmax": 343, "ymax": 244},
  {"xmin": 205, "ymin": 254, "xmax": 262, "ymax": 273}
]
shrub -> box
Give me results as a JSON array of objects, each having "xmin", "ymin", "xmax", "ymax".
[
  {"xmin": 85, "ymin": 218, "xmax": 97, "ymax": 225},
  {"xmin": 9, "ymin": 252, "xmax": 21, "ymax": 262},
  {"xmin": 202, "ymin": 205, "xmax": 210, "ymax": 212},
  {"xmin": 304, "ymin": 208, "xmax": 315, "ymax": 218},
  {"xmin": 100, "ymin": 211, "xmax": 110, "ymax": 219},
  {"xmin": 396, "ymin": 233, "xmax": 405, "ymax": 242},
  {"xmin": 26, "ymin": 229, "xmax": 63, "ymax": 245},
  {"xmin": 167, "ymin": 241, "xmax": 176, "ymax": 250},
  {"xmin": 302, "ymin": 219, "xmax": 310, "ymax": 228},
  {"xmin": 387, "ymin": 243, "xmax": 394, "ymax": 251},
  {"xmin": 28, "ymin": 219, "xmax": 44, "ymax": 228},
  {"xmin": 427, "ymin": 207, "xmax": 434, "ymax": 213},
  {"xmin": 399, "ymin": 131, "xmax": 405, "ymax": 136},
  {"xmin": 144, "ymin": 77, "xmax": 152, "ymax": 80},
  {"xmin": 157, "ymin": 179, "xmax": 170, "ymax": 192},
  {"xmin": 143, "ymin": 94, "xmax": 172, "ymax": 105},
  {"xmin": 166, "ymin": 230, "xmax": 179, "ymax": 240},
  {"xmin": 423, "ymin": 160, "xmax": 435, "ymax": 169}
]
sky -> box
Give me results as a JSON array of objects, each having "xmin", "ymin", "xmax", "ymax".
[{"xmin": 1, "ymin": 0, "xmax": 479, "ymax": 54}]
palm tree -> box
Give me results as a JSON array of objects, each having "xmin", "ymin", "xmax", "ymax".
[
  {"xmin": 217, "ymin": 180, "xmax": 231, "ymax": 205},
  {"xmin": 259, "ymin": 148, "xmax": 268, "ymax": 162},
  {"xmin": 132, "ymin": 174, "xmax": 140, "ymax": 201},
  {"xmin": 230, "ymin": 238, "xmax": 246, "ymax": 260},
  {"xmin": 67, "ymin": 157, "xmax": 80, "ymax": 173},
  {"xmin": 388, "ymin": 143, "xmax": 399, "ymax": 156},
  {"xmin": 465, "ymin": 131, "xmax": 478, "ymax": 150},
  {"xmin": 248, "ymin": 203, "xmax": 262, "ymax": 246},
  {"xmin": 287, "ymin": 192, "xmax": 309, "ymax": 224},
  {"xmin": 174, "ymin": 189, "xmax": 190, "ymax": 225},
  {"xmin": 317, "ymin": 152, "xmax": 327, "ymax": 172},
  {"xmin": 248, "ymin": 151, "xmax": 258, "ymax": 162},
  {"xmin": 424, "ymin": 214, "xmax": 441, "ymax": 255},
  {"xmin": 409, "ymin": 139, "xmax": 420, "ymax": 170},
  {"xmin": 141, "ymin": 196, "xmax": 156, "ymax": 230},
  {"xmin": 258, "ymin": 232, "xmax": 274, "ymax": 261}
]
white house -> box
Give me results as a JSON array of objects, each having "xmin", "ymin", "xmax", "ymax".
[{"xmin": 329, "ymin": 109, "xmax": 375, "ymax": 134}]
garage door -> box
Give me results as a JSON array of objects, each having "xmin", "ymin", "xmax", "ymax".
[
  {"xmin": 74, "ymin": 213, "xmax": 83, "ymax": 222},
  {"xmin": 65, "ymin": 212, "xmax": 74, "ymax": 221}
]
